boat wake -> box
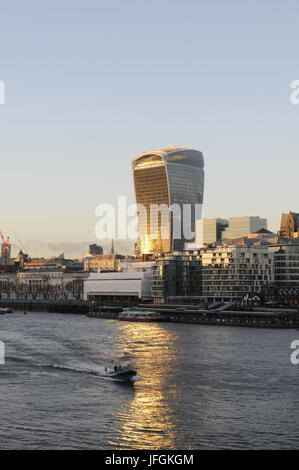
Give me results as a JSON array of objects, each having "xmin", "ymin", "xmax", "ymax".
[
  {"xmin": 6, "ymin": 355, "xmax": 104, "ymax": 376},
  {"xmin": 5, "ymin": 355, "xmax": 140, "ymax": 382},
  {"xmin": 40, "ymin": 359, "xmax": 105, "ymax": 376}
]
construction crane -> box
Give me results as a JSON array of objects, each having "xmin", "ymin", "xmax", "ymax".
[
  {"xmin": 11, "ymin": 227, "xmax": 26, "ymax": 253},
  {"xmin": 0, "ymin": 231, "xmax": 10, "ymax": 271}
]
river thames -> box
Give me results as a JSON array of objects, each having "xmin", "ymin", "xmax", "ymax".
[{"xmin": 0, "ymin": 312, "xmax": 299, "ymax": 449}]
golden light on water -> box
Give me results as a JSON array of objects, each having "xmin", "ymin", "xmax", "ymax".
[{"xmin": 106, "ymin": 322, "xmax": 194, "ymax": 449}]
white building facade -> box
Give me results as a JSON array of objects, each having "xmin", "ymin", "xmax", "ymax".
[{"xmin": 84, "ymin": 266, "xmax": 153, "ymax": 305}]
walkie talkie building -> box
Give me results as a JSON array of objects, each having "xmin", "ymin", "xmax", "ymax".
[{"xmin": 132, "ymin": 147, "xmax": 205, "ymax": 255}]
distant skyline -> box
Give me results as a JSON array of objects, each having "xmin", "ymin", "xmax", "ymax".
[{"xmin": 1, "ymin": 1, "xmax": 299, "ymax": 257}]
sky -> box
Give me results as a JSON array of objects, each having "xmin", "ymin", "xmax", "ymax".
[{"xmin": 0, "ymin": 0, "xmax": 298, "ymax": 257}]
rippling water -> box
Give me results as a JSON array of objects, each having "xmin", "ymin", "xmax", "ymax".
[{"xmin": 0, "ymin": 311, "xmax": 299, "ymax": 449}]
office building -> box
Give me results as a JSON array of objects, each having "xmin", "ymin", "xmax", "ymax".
[
  {"xmin": 203, "ymin": 218, "xmax": 229, "ymax": 245},
  {"xmin": 222, "ymin": 216, "xmax": 268, "ymax": 240},
  {"xmin": 0, "ymin": 242, "xmax": 11, "ymax": 266},
  {"xmin": 132, "ymin": 146, "xmax": 204, "ymax": 255},
  {"xmin": 89, "ymin": 244, "xmax": 103, "ymax": 255}
]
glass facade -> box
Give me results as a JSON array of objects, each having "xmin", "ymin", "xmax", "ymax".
[
  {"xmin": 152, "ymin": 252, "xmax": 202, "ymax": 301},
  {"xmin": 132, "ymin": 147, "xmax": 205, "ymax": 255}
]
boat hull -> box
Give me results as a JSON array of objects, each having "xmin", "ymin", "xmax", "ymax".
[
  {"xmin": 118, "ymin": 317, "xmax": 162, "ymax": 322},
  {"xmin": 104, "ymin": 370, "xmax": 137, "ymax": 381}
]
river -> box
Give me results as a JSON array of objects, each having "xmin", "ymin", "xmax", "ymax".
[{"xmin": 0, "ymin": 311, "xmax": 298, "ymax": 449}]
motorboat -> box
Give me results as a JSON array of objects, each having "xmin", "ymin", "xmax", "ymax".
[
  {"xmin": 103, "ymin": 362, "xmax": 137, "ymax": 382},
  {"xmin": 0, "ymin": 307, "xmax": 13, "ymax": 314}
]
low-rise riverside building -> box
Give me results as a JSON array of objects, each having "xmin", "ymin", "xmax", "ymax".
[
  {"xmin": 83, "ymin": 271, "xmax": 152, "ymax": 305},
  {"xmin": 20, "ymin": 253, "xmax": 84, "ymax": 271},
  {"xmin": 83, "ymin": 253, "xmax": 126, "ymax": 271},
  {"xmin": 151, "ymin": 246, "xmax": 275, "ymax": 305},
  {"xmin": 0, "ymin": 268, "xmax": 89, "ymax": 301},
  {"xmin": 200, "ymin": 245, "xmax": 274, "ymax": 303},
  {"xmin": 269, "ymin": 244, "xmax": 299, "ymax": 290},
  {"xmin": 83, "ymin": 262, "xmax": 154, "ymax": 305},
  {"xmin": 152, "ymin": 252, "xmax": 202, "ymax": 303}
]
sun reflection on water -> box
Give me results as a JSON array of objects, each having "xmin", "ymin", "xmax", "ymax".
[{"xmin": 106, "ymin": 322, "xmax": 193, "ymax": 449}]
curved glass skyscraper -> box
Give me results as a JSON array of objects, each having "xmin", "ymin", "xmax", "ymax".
[{"xmin": 132, "ymin": 147, "xmax": 205, "ymax": 255}]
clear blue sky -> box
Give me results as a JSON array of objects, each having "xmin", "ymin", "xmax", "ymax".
[{"xmin": 0, "ymin": 0, "xmax": 298, "ymax": 257}]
